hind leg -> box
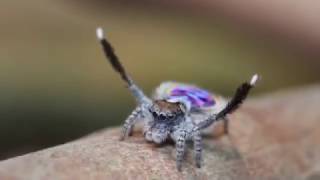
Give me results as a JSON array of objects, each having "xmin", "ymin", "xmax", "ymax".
[{"xmin": 223, "ymin": 117, "xmax": 229, "ymax": 134}]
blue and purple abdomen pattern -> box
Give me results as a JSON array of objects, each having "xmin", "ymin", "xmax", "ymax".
[{"xmin": 169, "ymin": 86, "xmax": 215, "ymax": 108}]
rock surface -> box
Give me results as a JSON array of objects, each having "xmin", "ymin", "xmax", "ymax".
[{"xmin": 0, "ymin": 85, "xmax": 319, "ymax": 180}]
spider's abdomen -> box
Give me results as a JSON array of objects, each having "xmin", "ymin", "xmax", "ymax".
[
  {"xmin": 153, "ymin": 82, "xmax": 228, "ymax": 131},
  {"xmin": 153, "ymin": 82, "xmax": 220, "ymax": 110},
  {"xmin": 169, "ymin": 85, "xmax": 215, "ymax": 108}
]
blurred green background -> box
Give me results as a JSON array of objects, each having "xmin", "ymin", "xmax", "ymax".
[{"xmin": 0, "ymin": 0, "xmax": 319, "ymax": 159}]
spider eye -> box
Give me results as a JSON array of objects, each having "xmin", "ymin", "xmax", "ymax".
[
  {"xmin": 168, "ymin": 114, "xmax": 174, "ymax": 119},
  {"xmin": 152, "ymin": 112, "xmax": 158, "ymax": 118},
  {"xmin": 159, "ymin": 114, "xmax": 166, "ymax": 120}
]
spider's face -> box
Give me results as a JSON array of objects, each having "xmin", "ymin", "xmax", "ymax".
[{"xmin": 149, "ymin": 100, "xmax": 186, "ymax": 123}]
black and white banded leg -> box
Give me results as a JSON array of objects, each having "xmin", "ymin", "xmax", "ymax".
[
  {"xmin": 176, "ymin": 130, "xmax": 187, "ymax": 171},
  {"xmin": 196, "ymin": 74, "xmax": 258, "ymax": 130},
  {"xmin": 96, "ymin": 27, "xmax": 150, "ymax": 105},
  {"xmin": 143, "ymin": 120, "xmax": 154, "ymax": 142},
  {"xmin": 193, "ymin": 129, "xmax": 202, "ymax": 168},
  {"xmin": 120, "ymin": 107, "xmax": 143, "ymax": 140}
]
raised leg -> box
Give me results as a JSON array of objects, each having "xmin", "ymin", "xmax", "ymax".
[
  {"xmin": 193, "ymin": 130, "xmax": 202, "ymax": 168},
  {"xmin": 196, "ymin": 74, "xmax": 258, "ymax": 130},
  {"xmin": 120, "ymin": 107, "xmax": 143, "ymax": 140},
  {"xmin": 176, "ymin": 129, "xmax": 187, "ymax": 171},
  {"xmin": 96, "ymin": 27, "xmax": 150, "ymax": 105}
]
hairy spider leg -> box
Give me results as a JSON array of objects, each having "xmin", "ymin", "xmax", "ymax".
[
  {"xmin": 196, "ymin": 74, "xmax": 258, "ymax": 130},
  {"xmin": 96, "ymin": 27, "xmax": 152, "ymax": 140},
  {"xmin": 176, "ymin": 129, "xmax": 188, "ymax": 171},
  {"xmin": 193, "ymin": 129, "xmax": 202, "ymax": 168},
  {"xmin": 119, "ymin": 107, "xmax": 143, "ymax": 140},
  {"xmin": 96, "ymin": 27, "xmax": 150, "ymax": 105}
]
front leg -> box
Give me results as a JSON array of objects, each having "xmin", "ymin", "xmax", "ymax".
[
  {"xmin": 143, "ymin": 120, "xmax": 153, "ymax": 142},
  {"xmin": 96, "ymin": 27, "xmax": 151, "ymax": 105},
  {"xmin": 193, "ymin": 129, "xmax": 202, "ymax": 168},
  {"xmin": 120, "ymin": 106, "xmax": 143, "ymax": 140},
  {"xmin": 175, "ymin": 129, "xmax": 187, "ymax": 171}
]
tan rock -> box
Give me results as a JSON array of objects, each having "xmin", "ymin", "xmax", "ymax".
[{"xmin": 0, "ymin": 85, "xmax": 319, "ymax": 180}]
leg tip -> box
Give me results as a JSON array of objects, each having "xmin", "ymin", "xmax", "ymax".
[
  {"xmin": 195, "ymin": 157, "xmax": 202, "ymax": 168},
  {"xmin": 196, "ymin": 163, "xmax": 201, "ymax": 168},
  {"xmin": 177, "ymin": 166, "xmax": 182, "ymax": 172},
  {"xmin": 176, "ymin": 162, "xmax": 183, "ymax": 172},
  {"xmin": 119, "ymin": 134, "xmax": 126, "ymax": 141},
  {"xmin": 250, "ymin": 74, "xmax": 259, "ymax": 86}
]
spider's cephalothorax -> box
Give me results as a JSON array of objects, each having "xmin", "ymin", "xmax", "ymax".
[
  {"xmin": 96, "ymin": 27, "xmax": 259, "ymax": 171},
  {"xmin": 149, "ymin": 100, "xmax": 185, "ymax": 122},
  {"xmin": 145, "ymin": 100, "xmax": 186, "ymax": 144}
]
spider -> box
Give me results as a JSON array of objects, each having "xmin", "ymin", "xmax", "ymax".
[{"xmin": 96, "ymin": 27, "xmax": 258, "ymax": 171}]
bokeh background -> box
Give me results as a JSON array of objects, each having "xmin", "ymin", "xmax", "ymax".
[{"xmin": 1, "ymin": 0, "xmax": 319, "ymax": 160}]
